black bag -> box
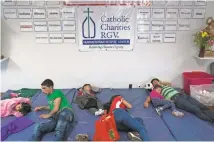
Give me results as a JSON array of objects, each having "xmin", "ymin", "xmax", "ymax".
[{"xmin": 82, "ymin": 98, "xmax": 98, "ymax": 109}]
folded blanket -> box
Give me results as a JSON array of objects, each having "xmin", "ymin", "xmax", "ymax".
[
  {"xmin": 2, "ymin": 88, "xmax": 39, "ymax": 100},
  {"xmin": 1, "ymin": 117, "xmax": 35, "ymax": 141}
]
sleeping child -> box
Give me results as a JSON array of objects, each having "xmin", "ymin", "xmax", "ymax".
[
  {"xmin": 75, "ymin": 84, "xmax": 104, "ymax": 116},
  {"xmin": 149, "ymin": 85, "xmax": 184, "ymax": 117},
  {"xmin": 0, "ymin": 97, "xmax": 31, "ymax": 117}
]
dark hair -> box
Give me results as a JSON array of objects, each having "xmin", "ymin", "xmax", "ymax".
[
  {"xmin": 151, "ymin": 78, "xmax": 160, "ymax": 84},
  {"xmin": 82, "ymin": 84, "xmax": 92, "ymax": 90},
  {"xmin": 103, "ymin": 95, "xmax": 120, "ymax": 113},
  {"xmin": 41, "ymin": 79, "xmax": 54, "ymax": 87},
  {"xmin": 19, "ymin": 103, "xmax": 31, "ymax": 116},
  {"xmin": 153, "ymin": 85, "xmax": 162, "ymax": 90}
]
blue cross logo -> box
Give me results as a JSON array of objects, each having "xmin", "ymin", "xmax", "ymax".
[{"xmin": 82, "ymin": 8, "xmax": 96, "ymax": 38}]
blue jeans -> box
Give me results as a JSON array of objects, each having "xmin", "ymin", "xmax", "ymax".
[
  {"xmin": 113, "ymin": 108, "xmax": 149, "ymax": 141},
  {"xmin": 152, "ymin": 98, "xmax": 176, "ymax": 112},
  {"xmin": 32, "ymin": 108, "xmax": 74, "ymax": 141}
]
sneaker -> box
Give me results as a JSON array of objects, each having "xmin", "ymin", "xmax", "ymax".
[
  {"xmin": 95, "ymin": 109, "xmax": 104, "ymax": 116},
  {"xmin": 75, "ymin": 134, "xmax": 88, "ymax": 141},
  {"xmin": 127, "ymin": 132, "xmax": 142, "ymax": 141},
  {"xmin": 172, "ymin": 111, "xmax": 184, "ymax": 117},
  {"xmin": 155, "ymin": 107, "xmax": 162, "ymax": 116}
]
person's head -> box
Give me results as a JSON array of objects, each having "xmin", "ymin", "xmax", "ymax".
[
  {"xmin": 151, "ymin": 78, "xmax": 161, "ymax": 86},
  {"xmin": 82, "ymin": 84, "xmax": 92, "ymax": 92},
  {"xmin": 103, "ymin": 95, "xmax": 121, "ymax": 114},
  {"xmin": 15, "ymin": 103, "xmax": 31, "ymax": 116},
  {"xmin": 41, "ymin": 79, "xmax": 54, "ymax": 95},
  {"xmin": 153, "ymin": 85, "xmax": 162, "ymax": 94}
]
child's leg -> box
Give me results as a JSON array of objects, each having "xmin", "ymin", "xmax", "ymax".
[
  {"xmin": 114, "ymin": 109, "xmax": 149, "ymax": 141},
  {"xmin": 96, "ymin": 99, "xmax": 103, "ymax": 109},
  {"xmin": 88, "ymin": 107, "xmax": 98, "ymax": 114},
  {"xmin": 152, "ymin": 98, "xmax": 172, "ymax": 110},
  {"xmin": 166, "ymin": 101, "xmax": 184, "ymax": 117},
  {"xmin": 54, "ymin": 108, "xmax": 74, "ymax": 141},
  {"xmin": 32, "ymin": 119, "xmax": 57, "ymax": 141}
]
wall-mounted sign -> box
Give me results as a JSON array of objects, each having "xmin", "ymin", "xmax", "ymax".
[
  {"xmin": 47, "ymin": 8, "xmax": 60, "ymax": 19},
  {"xmin": 34, "ymin": 21, "xmax": 48, "ymax": 32},
  {"xmin": 164, "ymin": 33, "xmax": 176, "ymax": 43},
  {"xmin": 3, "ymin": 8, "xmax": 17, "ymax": 19},
  {"xmin": 20, "ymin": 22, "xmax": 33, "ymax": 32},
  {"xmin": 62, "ymin": 20, "xmax": 76, "ymax": 31},
  {"xmin": 18, "ymin": 8, "xmax": 32, "ymax": 19},
  {"xmin": 48, "ymin": 21, "xmax": 61, "ymax": 32},
  {"xmin": 63, "ymin": 33, "xmax": 76, "ymax": 43},
  {"xmin": 35, "ymin": 33, "xmax": 49, "ymax": 43},
  {"xmin": 137, "ymin": 33, "xmax": 150, "ymax": 43},
  {"xmin": 49, "ymin": 33, "xmax": 63, "ymax": 43},
  {"xmin": 61, "ymin": 7, "xmax": 75, "ymax": 18},
  {"xmin": 151, "ymin": 33, "xmax": 163, "ymax": 43},
  {"xmin": 33, "ymin": 8, "xmax": 46, "ymax": 19}
]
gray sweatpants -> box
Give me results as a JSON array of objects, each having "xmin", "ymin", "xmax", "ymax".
[
  {"xmin": 88, "ymin": 99, "xmax": 103, "ymax": 114},
  {"xmin": 152, "ymin": 98, "xmax": 176, "ymax": 112}
]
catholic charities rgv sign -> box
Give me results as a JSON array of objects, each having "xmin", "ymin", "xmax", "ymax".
[{"xmin": 78, "ymin": 6, "xmax": 134, "ymax": 51}]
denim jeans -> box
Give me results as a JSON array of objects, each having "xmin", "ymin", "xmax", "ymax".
[
  {"xmin": 175, "ymin": 94, "xmax": 214, "ymax": 122},
  {"xmin": 32, "ymin": 108, "xmax": 74, "ymax": 141},
  {"xmin": 152, "ymin": 98, "xmax": 176, "ymax": 112},
  {"xmin": 113, "ymin": 108, "xmax": 149, "ymax": 141}
]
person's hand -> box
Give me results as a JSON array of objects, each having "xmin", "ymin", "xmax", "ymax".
[
  {"xmin": 40, "ymin": 114, "xmax": 51, "ymax": 119},
  {"xmin": 34, "ymin": 106, "xmax": 43, "ymax": 112},
  {"xmin": 144, "ymin": 102, "xmax": 149, "ymax": 108}
]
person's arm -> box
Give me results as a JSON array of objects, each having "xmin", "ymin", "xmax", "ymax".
[
  {"xmin": 144, "ymin": 96, "xmax": 151, "ymax": 108},
  {"xmin": 48, "ymin": 98, "xmax": 61, "ymax": 117},
  {"xmin": 34, "ymin": 106, "xmax": 50, "ymax": 111},
  {"xmin": 161, "ymin": 81, "xmax": 172, "ymax": 86},
  {"xmin": 122, "ymin": 98, "xmax": 132, "ymax": 109},
  {"xmin": 14, "ymin": 97, "xmax": 31, "ymax": 104},
  {"xmin": 13, "ymin": 111, "xmax": 23, "ymax": 117},
  {"xmin": 40, "ymin": 98, "xmax": 61, "ymax": 118}
]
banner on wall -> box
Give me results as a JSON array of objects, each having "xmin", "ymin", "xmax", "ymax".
[{"xmin": 78, "ymin": 6, "xmax": 134, "ymax": 51}]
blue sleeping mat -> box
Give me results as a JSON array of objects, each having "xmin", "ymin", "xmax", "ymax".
[
  {"xmin": 2, "ymin": 88, "xmax": 214, "ymax": 141},
  {"xmin": 68, "ymin": 88, "xmax": 175, "ymax": 141},
  {"xmin": 143, "ymin": 89, "xmax": 214, "ymax": 141},
  {"xmin": 161, "ymin": 110, "xmax": 214, "ymax": 141},
  {"xmin": 1, "ymin": 89, "xmax": 77, "ymax": 141}
]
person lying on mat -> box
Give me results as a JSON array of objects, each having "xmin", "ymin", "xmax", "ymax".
[
  {"xmin": 144, "ymin": 78, "xmax": 214, "ymax": 123},
  {"xmin": 0, "ymin": 97, "xmax": 31, "ymax": 117},
  {"xmin": 149, "ymin": 85, "xmax": 184, "ymax": 117},
  {"xmin": 75, "ymin": 84, "xmax": 104, "ymax": 116},
  {"xmin": 103, "ymin": 95, "xmax": 149, "ymax": 141},
  {"xmin": 31, "ymin": 79, "xmax": 74, "ymax": 141}
]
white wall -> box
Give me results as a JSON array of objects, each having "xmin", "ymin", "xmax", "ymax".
[{"xmin": 1, "ymin": 2, "xmax": 214, "ymax": 92}]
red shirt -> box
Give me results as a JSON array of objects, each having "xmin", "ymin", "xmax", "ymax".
[
  {"xmin": 78, "ymin": 91, "xmax": 95, "ymax": 96},
  {"xmin": 109, "ymin": 96, "xmax": 127, "ymax": 113}
]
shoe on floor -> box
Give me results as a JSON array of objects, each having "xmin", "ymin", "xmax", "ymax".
[
  {"xmin": 155, "ymin": 107, "xmax": 162, "ymax": 116},
  {"xmin": 127, "ymin": 132, "xmax": 142, "ymax": 141},
  {"xmin": 75, "ymin": 134, "xmax": 88, "ymax": 141},
  {"xmin": 172, "ymin": 111, "xmax": 184, "ymax": 117},
  {"xmin": 95, "ymin": 109, "xmax": 104, "ymax": 116}
]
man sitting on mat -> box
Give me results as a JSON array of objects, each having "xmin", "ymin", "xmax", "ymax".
[
  {"xmin": 32, "ymin": 79, "xmax": 74, "ymax": 141},
  {"xmin": 144, "ymin": 78, "xmax": 214, "ymax": 123}
]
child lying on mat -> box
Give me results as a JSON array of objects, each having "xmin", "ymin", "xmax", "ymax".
[
  {"xmin": 75, "ymin": 84, "xmax": 104, "ymax": 116},
  {"xmin": 0, "ymin": 97, "xmax": 31, "ymax": 117},
  {"xmin": 148, "ymin": 85, "xmax": 184, "ymax": 117}
]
